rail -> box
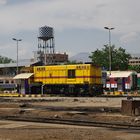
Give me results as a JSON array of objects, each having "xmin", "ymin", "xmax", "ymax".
[{"xmin": 1, "ymin": 116, "xmax": 140, "ymax": 130}]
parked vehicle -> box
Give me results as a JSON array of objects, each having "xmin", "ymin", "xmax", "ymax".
[{"xmin": 30, "ymin": 63, "xmax": 103, "ymax": 96}]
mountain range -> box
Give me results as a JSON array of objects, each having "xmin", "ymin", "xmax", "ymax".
[{"xmin": 69, "ymin": 52, "xmax": 91, "ymax": 63}]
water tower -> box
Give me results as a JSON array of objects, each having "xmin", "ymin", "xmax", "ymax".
[{"xmin": 38, "ymin": 26, "xmax": 55, "ymax": 65}]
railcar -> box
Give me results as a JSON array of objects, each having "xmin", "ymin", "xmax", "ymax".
[{"xmin": 31, "ymin": 63, "xmax": 103, "ymax": 96}]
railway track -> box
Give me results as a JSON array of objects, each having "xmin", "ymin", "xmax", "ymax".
[
  {"xmin": 0, "ymin": 116, "xmax": 140, "ymax": 130},
  {"xmin": 0, "ymin": 96, "xmax": 139, "ymax": 130},
  {"xmin": 25, "ymin": 104, "xmax": 121, "ymax": 113}
]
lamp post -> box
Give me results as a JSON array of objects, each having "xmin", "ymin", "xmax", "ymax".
[
  {"xmin": 104, "ymin": 27, "xmax": 114, "ymax": 75},
  {"xmin": 12, "ymin": 38, "xmax": 22, "ymax": 75},
  {"xmin": 104, "ymin": 27, "xmax": 114, "ymax": 92}
]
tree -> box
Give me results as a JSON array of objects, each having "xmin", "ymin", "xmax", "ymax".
[
  {"xmin": 67, "ymin": 60, "xmax": 83, "ymax": 64},
  {"xmin": 0, "ymin": 55, "xmax": 14, "ymax": 64},
  {"xmin": 128, "ymin": 65, "xmax": 140, "ymax": 73},
  {"xmin": 89, "ymin": 45, "xmax": 131, "ymax": 71}
]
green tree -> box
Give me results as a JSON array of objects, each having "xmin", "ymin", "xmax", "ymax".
[
  {"xmin": 0, "ymin": 55, "xmax": 14, "ymax": 64},
  {"xmin": 89, "ymin": 45, "xmax": 131, "ymax": 71},
  {"xmin": 128, "ymin": 65, "xmax": 140, "ymax": 73},
  {"xmin": 67, "ymin": 60, "xmax": 83, "ymax": 64}
]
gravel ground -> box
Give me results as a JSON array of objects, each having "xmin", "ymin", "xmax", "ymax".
[
  {"xmin": 0, "ymin": 97, "xmax": 139, "ymax": 140},
  {"xmin": 0, "ymin": 121, "xmax": 139, "ymax": 140}
]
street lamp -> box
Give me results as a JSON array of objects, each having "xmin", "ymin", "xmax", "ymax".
[
  {"xmin": 12, "ymin": 38, "xmax": 22, "ymax": 75},
  {"xmin": 104, "ymin": 27, "xmax": 115, "ymax": 75}
]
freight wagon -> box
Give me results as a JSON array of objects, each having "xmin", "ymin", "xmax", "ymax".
[{"xmin": 30, "ymin": 63, "xmax": 103, "ymax": 96}]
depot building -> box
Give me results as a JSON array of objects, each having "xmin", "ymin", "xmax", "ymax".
[{"xmin": 106, "ymin": 71, "xmax": 137, "ymax": 92}]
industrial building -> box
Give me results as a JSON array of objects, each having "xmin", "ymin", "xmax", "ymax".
[
  {"xmin": 34, "ymin": 51, "xmax": 68, "ymax": 64},
  {"xmin": 129, "ymin": 54, "xmax": 140, "ymax": 66},
  {"xmin": 105, "ymin": 71, "xmax": 137, "ymax": 92}
]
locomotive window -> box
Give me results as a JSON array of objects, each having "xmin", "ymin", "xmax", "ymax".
[
  {"xmin": 11, "ymin": 80, "xmax": 14, "ymax": 83},
  {"xmin": 68, "ymin": 70, "xmax": 75, "ymax": 78},
  {"xmin": 5, "ymin": 80, "xmax": 9, "ymax": 83}
]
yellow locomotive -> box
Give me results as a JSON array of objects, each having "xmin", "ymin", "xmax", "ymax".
[{"xmin": 31, "ymin": 63, "xmax": 103, "ymax": 96}]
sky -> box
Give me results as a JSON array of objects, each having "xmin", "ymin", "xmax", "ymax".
[{"xmin": 0, "ymin": 0, "xmax": 140, "ymax": 60}]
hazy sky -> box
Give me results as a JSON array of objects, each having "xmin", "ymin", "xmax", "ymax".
[{"xmin": 0, "ymin": 0, "xmax": 140, "ymax": 60}]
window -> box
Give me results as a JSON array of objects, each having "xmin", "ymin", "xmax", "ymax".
[
  {"xmin": 68, "ymin": 70, "xmax": 75, "ymax": 78},
  {"xmin": 5, "ymin": 80, "xmax": 9, "ymax": 83},
  {"xmin": 0, "ymin": 80, "xmax": 3, "ymax": 83},
  {"xmin": 11, "ymin": 80, "xmax": 14, "ymax": 83}
]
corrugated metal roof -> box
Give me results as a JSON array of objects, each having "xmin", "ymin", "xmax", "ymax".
[
  {"xmin": 13, "ymin": 73, "xmax": 33, "ymax": 79},
  {"xmin": 107, "ymin": 71, "xmax": 137, "ymax": 78},
  {"xmin": 0, "ymin": 59, "xmax": 39, "ymax": 68}
]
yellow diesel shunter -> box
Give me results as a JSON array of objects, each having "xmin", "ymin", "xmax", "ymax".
[{"xmin": 32, "ymin": 63, "xmax": 103, "ymax": 96}]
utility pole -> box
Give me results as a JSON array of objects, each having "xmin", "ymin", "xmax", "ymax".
[{"xmin": 12, "ymin": 38, "xmax": 22, "ymax": 75}]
